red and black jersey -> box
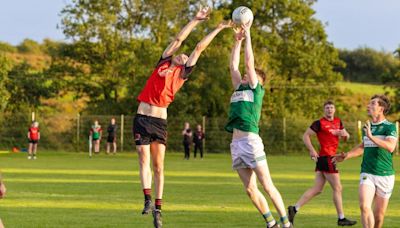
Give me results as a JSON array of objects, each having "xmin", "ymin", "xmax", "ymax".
[
  {"xmin": 137, "ymin": 56, "xmax": 194, "ymax": 108},
  {"xmin": 28, "ymin": 127, "xmax": 40, "ymax": 140},
  {"xmin": 310, "ymin": 117, "xmax": 344, "ymax": 156}
]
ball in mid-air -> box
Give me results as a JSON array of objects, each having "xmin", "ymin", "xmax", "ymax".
[{"xmin": 232, "ymin": 6, "xmax": 253, "ymax": 25}]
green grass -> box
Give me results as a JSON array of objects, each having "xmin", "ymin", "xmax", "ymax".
[
  {"xmin": 0, "ymin": 152, "xmax": 399, "ymax": 228},
  {"xmin": 337, "ymin": 81, "xmax": 394, "ymax": 96}
]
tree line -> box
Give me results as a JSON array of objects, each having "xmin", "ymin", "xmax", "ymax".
[{"xmin": 0, "ymin": 0, "xmax": 399, "ymax": 120}]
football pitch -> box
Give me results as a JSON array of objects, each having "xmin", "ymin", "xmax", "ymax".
[{"xmin": 0, "ymin": 152, "xmax": 399, "ymax": 228}]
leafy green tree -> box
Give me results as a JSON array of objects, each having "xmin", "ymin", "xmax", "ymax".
[
  {"xmin": 0, "ymin": 54, "xmax": 12, "ymax": 111},
  {"xmin": 338, "ymin": 47, "xmax": 398, "ymax": 83},
  {"xmin": 17, "ymin": 39, "xmax": 43, "ymax": 54}
]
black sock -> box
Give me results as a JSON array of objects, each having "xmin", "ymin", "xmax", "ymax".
[
  {"xmin": 143, "ymin": 189, "xmax": 151, "ymax": 201},
  {"xmin": 155, "ymin": 199, "xmax": 162, "ymax": 210}
]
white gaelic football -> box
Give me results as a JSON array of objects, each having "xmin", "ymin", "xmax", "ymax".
[{"xmin": 232, "ymin": 6, "xmax": 253, "ymax": 25}]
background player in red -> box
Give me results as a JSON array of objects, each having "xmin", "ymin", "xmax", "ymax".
[
  {"xmin": 27, "ymin": 121, "xmax": 40, "ymax": 160},
  {"xmin": 288, "ymin": 101, "xmax": 356, "ymax": 226},
  {"xmin": 133, "ymin": 6, "xmax": 232, "ymax": 228}
]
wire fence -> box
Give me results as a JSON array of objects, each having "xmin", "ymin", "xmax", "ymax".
[{"xmin": 0, "ymin": 112, "xmax": 398, "ymax": 155}]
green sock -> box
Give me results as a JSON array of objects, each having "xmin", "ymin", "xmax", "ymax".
[
  {"xmin": 280, "ymin": 216, "xmax": 290, "ymax": 227},
  {"xmin": 263, "ymin": 212, "xmax": 276, "ymax": 227}
]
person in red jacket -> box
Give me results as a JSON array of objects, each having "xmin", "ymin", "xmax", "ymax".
[
  {"xmin": 133, "ymin": 6, "xmax": 232, "ymax": 227},
  {"xmin": 288, "ymin": 101, "xmax": 356, "ymax": 226},
  {"xmin": 27, "ymin": 121, "xmax": 40, "ymax": 160}
]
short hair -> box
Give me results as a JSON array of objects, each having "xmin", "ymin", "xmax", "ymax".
[
  {"xmin": 323, "ymin": 100, "xmax": 335, "ymax": 107},
  {"xmin": 371, "ymin": 94, "xmax": 391, "ymax": 115},
  {"xmin": 255, "ymin": 68, "xmax": 266, "ymax": 83}
]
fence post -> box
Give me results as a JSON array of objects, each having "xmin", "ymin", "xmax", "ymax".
[
  {"xmin": 357, "ymin": 120, "xmax": 362, "ymax": 144},
  {"xmin": 120, "ymin": 114, "xmax": 124, "ymax": 152},
  {"xmin": 77, "ymin": 113, "xmax": 80, "ymax": 152},
  {"xmin": 396, "ymin": 121, "xmax": 399, "ymax": 155},
  {"xmin": 283, "ymin": 117, "xmax": 287, "ymax": 154},
  {"xmin": 202, "ymin": 116, "xmax": 206, "ymax": 154}
]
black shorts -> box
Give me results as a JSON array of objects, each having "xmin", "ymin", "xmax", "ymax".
[
  {"xmin": 107, "ymin": 135, "xmax": 116, "ymax": 143},
  {"xmin": 29, "ymin": 140, "xmax": 38, "ymax": 144},
  {"xmin": 133, "ymin": 114, "xmax": 167, "ymax": 145},
  {"xmin": 315, "ymin": 156, "xmax": 338, "ymax": 173}
]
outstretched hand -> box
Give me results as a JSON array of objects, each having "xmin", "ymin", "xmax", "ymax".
[
  {"xmin": 217, "ymin": 20, "xmax": 233, "ymax": 29},
  {"xmin": 233, "ymin": 27, "xmax": 245, "ymax": 41},
  {"xmin": 195, "ymin": 6, "xmax": 211, "ymax": 21},
  {"xmin": 364, "ymin": 120, "xmax": 372, "ymax": 139},
  {"xmin": 332, "ymin": 152, "xmax": 347, "ymax": 164},
  {"xmin": 241, "ymin": 19, "xmax": 253, "ymax": 36}
]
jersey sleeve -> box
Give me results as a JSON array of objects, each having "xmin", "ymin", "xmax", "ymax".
[
  {"xmin": 180, "ymin": 65, "xmax": 195, "ymax": 79},
  {"xmin": 386, "ymin": 123, "xmax": 398, "ymax": 140},
  {"xmin": 156, "ymin": 56, "xmax": 172, "ymax": 67},
  {"xmin": 310, "ymin": 120, "xmax": 321, "ymax": 133},
  {"xmin": 339, "ymin": 120, "xmax": 344, "ymax": 130}
]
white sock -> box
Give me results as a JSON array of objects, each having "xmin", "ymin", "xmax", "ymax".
[
  {"xmin": 338, "ymin": 213, "xmax": 345, "ymax": 219},
  {"xmin": 295, "ymin": 204, "xmax": 301, "ymax": 211}
]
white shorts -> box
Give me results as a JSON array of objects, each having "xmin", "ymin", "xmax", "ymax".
[
  {"xmin": 360, "ymin": 173, "xmax": 395, "ymax": 199},
  {"xmin": 230, "ymin": 134, "xmax": 267, "ymax": 170}
]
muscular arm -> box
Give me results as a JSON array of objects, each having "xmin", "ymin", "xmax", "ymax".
[
  {"xmin": 345, "ymin": 143, "xmax": 365, "ymax": 159},
  {"xmin": 162, "ymin": 20, "xmax": 201, "ymax": 58},
  {"xmin": 186, "ymin": 21, "xmax": 231, "ymax": 67},
  {"xmin": 303, "ymin": 128, "xmax": 319, "ymax": 159},
  {"xmin": 162, "ymin": 7, "xmax": 210, "ymax": 58},
  {"xmin": 229, "ymin": 39, "xmax": 242, "ymax": 88},
  {"xmin": 243, "ymin": 27, "xmax": 258, "ymax": 88},
  {"xmin": 367, "ymin": 136, "xmax": 397, "ymax": 153}
]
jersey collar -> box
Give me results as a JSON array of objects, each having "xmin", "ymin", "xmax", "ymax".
[{"xmin": 371, "ymin": 119, "xmax": 387, "ymax": 125}]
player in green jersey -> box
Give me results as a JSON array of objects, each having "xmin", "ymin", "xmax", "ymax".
[
  {"xmin": 225, "ymin": 22, "xmax": 292, "ymax": 228},
  {"xmin": 334, "ymin": 95, "xmax": 398, "ymax": 228}
]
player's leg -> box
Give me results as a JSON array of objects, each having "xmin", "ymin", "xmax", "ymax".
[
  {"xmin": 373, "ymin": 195, "xmax": 389, "ymax": 228},
  {"xmin": 28, "ymin": 142, "xmax": 33, "ymax": 159},
  {"xmin": 254, "ymin": 164, "xmax": 291, "ymax": 227},
  {"xmin": 325, "ymin": 173, "xmax": 356, "ymax": 226},
  {"xmin": 199, "ymin": 143, "xmax": 203, "ymax": 159},
  {"xmin": 0, "ymin": 218, "xmax": 4, "ymax": 228},
  {"xmin": 194, "ymin": 143, "xmax": 197, "ymax": 158},
  {"xmin": 288, "ymin": 171, "xmax": 326, "ymax": 224},
  {"xmin": 372, "ymin": 174, "xmax": 394, "ymax": 228},
  {"xmin": 137, "ymin": 144, "xmax": 152, "ymax": 214},
  {"xmin": 150, "ymin": 141, "xmax": 165, "ymax": 228},
  {"xmin": 32, "ymin": 142, "xmax": 38, "ymax": 159},
  {"xmin": 237, "ymin": 168, "xmax": 279, "ymax": 228},
  {"xmin": 359, "ymin": 183, "xmax": 375, "ymax": 228},
  {"xmin": 113, "ymin": 140, "xmax": 117, "ymax": 154},
  {"xmin": 106, "ymin": 142, "xmax": 110, "ymax": 154}
]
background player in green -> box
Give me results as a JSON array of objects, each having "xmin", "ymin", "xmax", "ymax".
[
  {"xmin": 225, "ymin": 22, "xmax": 292, "ymax": 228},
  {"xmin": 334, "ymin": 95, "xmax": 398, "ymax": 228}
]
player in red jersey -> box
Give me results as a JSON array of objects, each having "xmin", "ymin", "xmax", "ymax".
[
  {"xmin": 27, "ymin": 121, "xmax": 40, "ymax": 160},
  {"xmin": 288, "ymin": 101, "xmax": 357, "ymax": 226},
  {"xmin": 133, "ymin": 6, "xmax": 232, "ymax": 228}
]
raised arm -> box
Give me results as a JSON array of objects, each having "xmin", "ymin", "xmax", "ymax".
[
  {"xmin": 242, "ymin": 22, "xmax": 258, "ymax": 88},
  {"xmin": 162, "ymin": 6, "xmax": 211, "ymax": 58},
  {"xmin": 364, "ymin": 121, "xmax": 397, "ymax": 152},
  {"xmin": 303, "ymin": 128, "xmax": 319, "ymax": 161},
  {"xmin": 230, "ymin": 29, "xmax": 244, "ymax": 88},
  {"xmin": 186, "ymin": 20, "xmax": 232, "ymax": 67}
]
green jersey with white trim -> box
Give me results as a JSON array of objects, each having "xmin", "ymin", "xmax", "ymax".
[
  {"xmin": 361, "ymin": 119, "xmax": 398, "ymax": 176},
  {"xmin": 225, "ymin": 82, "xmax": 264, "ymax": 134}
]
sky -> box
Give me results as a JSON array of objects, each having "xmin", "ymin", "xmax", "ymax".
[{"xmin": 0, "ymin": 0, "xmax": 399, "ymax": 51}]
